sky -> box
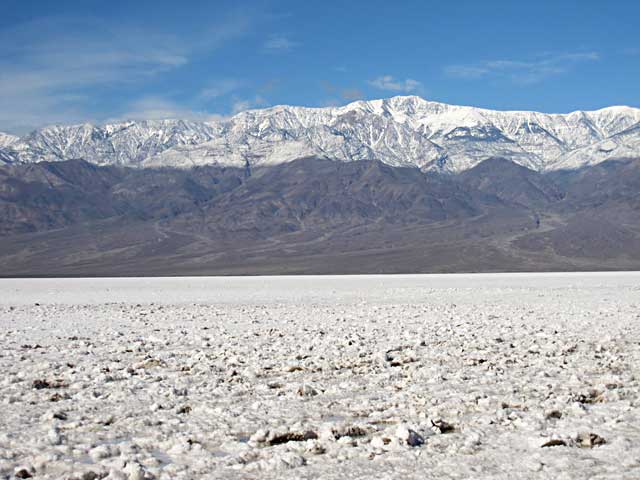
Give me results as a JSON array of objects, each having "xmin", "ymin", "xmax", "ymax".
[{"xmin": 1, "ymin": 0, "xmax": 639, "ymax": 134}]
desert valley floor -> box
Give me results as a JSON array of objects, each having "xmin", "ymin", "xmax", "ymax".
[{"xmin": 1, "ymin": 273, "xmax": 639, "ymax": 479}]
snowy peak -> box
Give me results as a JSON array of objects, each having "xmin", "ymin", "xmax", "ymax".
[
  {"xmin": 0, "ymin": 132, "xmax": 19, "ymax": 148},
  {"xmin": 8, "ymin": 120, "xmax": 218, "ymax": 167},
  {"xmin": 0, "ymin": 133, "xmax": 20, "ymax": 165},
  {"xmin": 3, "ymin": 96, "xmax": 640, "ymax": 172}
]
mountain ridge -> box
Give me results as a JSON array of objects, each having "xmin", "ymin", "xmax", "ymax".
[
  {"xmin": 2, "ymin": 96, "xmax": 639, "ymax": 172},
  {"xmin": 1, "ymin": 156, "xmax": 639, "ymax": 276}
]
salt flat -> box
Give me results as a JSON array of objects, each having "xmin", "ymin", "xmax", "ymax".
[{"xmin": 1, "ymin": 273, "xmax": 639, "ymax": 479}]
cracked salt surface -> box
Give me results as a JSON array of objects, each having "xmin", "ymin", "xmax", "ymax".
[{"xmin": 0, "ymin": 273, "xmax": 639, "ymax": 479}]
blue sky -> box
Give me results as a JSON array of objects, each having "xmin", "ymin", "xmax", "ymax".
[{"xmin": 1, "ymin": 0, "xmax": 639, "ymax": 133}]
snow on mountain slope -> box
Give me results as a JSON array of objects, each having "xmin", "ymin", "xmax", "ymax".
[
  {"xmin": 6, "ymin": 120, "xmax": 218, "ymax": 167},
  {"xmin": 143, "ymin": 103, "xmax": 445, "ymax": 169},
  {"xmin": 552, "ymin": 121, "xmax": 640, "ymax": 170},
  {"xmin": 0, "ymin": 149, "xmax": 16, "ymax": 165},
  {"xmin": 0, "ymin": 132, "xmax": 19, "ymax": 164},
  {"xmin": 0, "ymin": 132, "xmax": 19, "ymax": 148},
  {"xmin": 4, "ymin": 96, "xmax": 640, "ymax": 172}
]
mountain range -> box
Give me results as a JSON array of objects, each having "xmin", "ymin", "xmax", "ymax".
[
  {"xmin": 2, "ymin": 96, "xmax": 640, "ymax": 173},
  {"xmin": 0, "ymin": 96, "xmax": 639, "ymax": 276},
  {"xmin": 1, "ymin": 154, "xmax": 639, "ymax": 276}
]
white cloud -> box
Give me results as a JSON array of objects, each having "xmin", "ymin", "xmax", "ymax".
[
  {"xmin": 111, "ymin": 97, "xmax": 224, "ymax": 123},
  {"xmin": 199, "ymin": 79, "xmax": 244, "ymax": 100},
  {"xmin": 443, "ymin": 65, "xmax": 490, "ymax": 79},
  {"xmin": 445, "ymin": 52, "xmax": 600, "ymax": 85},
  {"xmin": 105, "ymin": 92, "xmax": 271, "ymax": 124},
  {"xmin": 341, "ymin": 88, "xmax": 364, "ymax": 101},
  {"xmin": 319, "ymin": 98, "xmax": 342, "ymax": 107},
  {"xmin": 231, "ymin": 96, "xmax": 268, "ymax": 114},
  {"xmin": 367, "ymin": 75, "xmax": 423, "ymax": 93},
  {"xmin": 263, "ymin": 35, "xmax": 298, "ymax": 53}
]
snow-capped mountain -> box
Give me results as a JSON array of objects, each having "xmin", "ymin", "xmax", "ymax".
[
  {"xmin": 2, "ymin": 96, "xmax": 640, "ymax": 172},
  {"xmin": 0, "ymin": 132, "xmax": 18, "ymax": 148},
  {"xmin": 1, "ymin": 120, "xmax": 218, "ymax": 167},
  {"xmin": 0, "ymin": 133, "xmax": 19, "ymax": 165}
]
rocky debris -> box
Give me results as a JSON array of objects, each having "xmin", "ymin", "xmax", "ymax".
[
  {"xmin": 84, "ymin": 472, "xmax": 105, "ymax": 480},
  {"xmin": 284, "ymin": 364, "xmax": 304, "ymax": 373},
  {"xmin": 327, "ymin": 424, "xmax": 371, "ymax": 441},
  {"xmin": 431, "ymin": 419, "xmax": 456, "ymax": 434},
  {"xmin": 544, "ymin": 409, "xmax": 562, "ymax": 419},
  {"xmin": 32, "ymin": 378, "xmax": 68, "ymax": 389},
  {"xmin": 14, "ymin": 466, "xmax": 34, "ymax": 478},
  {"xmin": 68, "ymin": 471, "xmax": 105, "ymax": 480},
  {"xmin": 395, "ymin": 425, "xmax": 425, "ymax": 447},
  {"xmin": 569, "ymin": 389, "xmax": 604, "ymax": 404},
  {"xmin": 304, "ymin": 440, "xmax": 327, "ymax": 455},
  {"xmin": 48, "ymin": 410, "xmax": 68, "ymax": 421},
  {"xmin": 297, "ymin": 384, "xmax": 319, "ymax": 397},
  {"xmin": 371, "ymin": 435, "xmax": 393, "ymax": 450},
  {"xmin": 541, "ymin": 438, "xmax": 567, "ymax": 448},
  {"xmin": 48, "ymin": 392, "xmax": 69, "ymax": 402},
  {"xmin": 540, "ymin": 432, "xmax": 607, "ymax": 449},
  {"xmin": 268, "ymin": 431, "xmax": 318, "ymax": 446},
  {"xmin": 576, "ymin": 432, "xmax": 606, "ymax": 448},
  {"xmin": 257, "ymin": 430, "xmax": 319, "ymax": 446},
  {"xmin": 384, "ymin": 347, "xmax": 417, "ymax": 367}
]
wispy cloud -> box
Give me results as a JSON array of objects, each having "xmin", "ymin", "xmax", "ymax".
[
  {"xmin": 320, "ymin": 81, "xmax": 338, "ymax": 95},
  {"xmin": 367, "ymin": 75, "xmax": 423, "ymax": 93},
  {"xmin": 0, "ymin": 13, "xmax": 256, "ymax": 133},
  {"xmin": 443, "ymin": 65, "xmax": 489, "ymax": 79},
  {"xmin": 199, "ymin": 79, "xmax": 244, "ymax": 100},
  {"xmin": 444, "ymin": 52, "xmax": 600, "ymax": 85},
  {"xmin": 263, "ymin": 35, "xmax": 298, "ymax": 53},
  {"xmin": 320, "ymin": 81, "xmax": 364, "ymax": 104},
  {"xmin": 341, "ymin": 88, "xmax": 364, "ymax": 101},
  {"xmin": 110, "ymin": 97, "xmax": 224, "ymax": 123},
  {"xmin": 258, "ymin": 79, "xmax": 282, "ymax": 94},
  {"xmin": 231, "ymin": 95, "xmax": 268, "ymax": 114}
]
